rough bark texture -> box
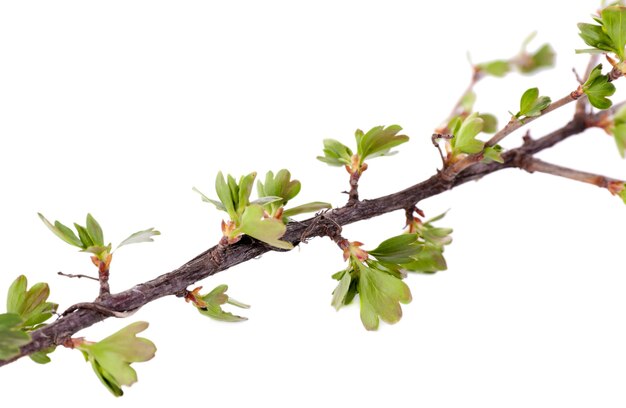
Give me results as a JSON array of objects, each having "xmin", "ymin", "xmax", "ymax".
[{"xmin": 0, "ymin": 113, "xmax": 598, "ymax": 367}]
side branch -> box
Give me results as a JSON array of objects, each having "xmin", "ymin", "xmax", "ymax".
[
  {"xmin": 520, "ymin": 157, "xmax": 624, "ymax": 189},
  {"xmin": 0, "ymin": 113, "xmax": 596, "ymax": 367}
]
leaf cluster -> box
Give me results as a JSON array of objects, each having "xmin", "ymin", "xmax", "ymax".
[
  {"xmin": 448, "ymin": 113, "xmax": 502, "ymax": 163},
  {"xmin": 257, "ymin": 169, "xmax": 330, "ymax": 220},
  {"xmin": 515, "ymin": 87, "xmax": 551, "ymax": 119},
  {"xmin": 578, "ymin": 6, "xmax": 626, "ymax": 60},
  {"xmin": 317, "ymin": 125, "xmax": 409, "ymax": 173},
  {"xmin": 38, "ymin": 213, "xmax": 160, "ymax": 261},
  {"xmin": 331, "ymin": 213, "xmax": 453, "ymax": 330},
  {"xmin": 0, "ymin": 275, "xmax": 57, "ymax": 363},
  {"xmin": 76, "ymin": 322, "xmax": 156, "ymax": 397},
  {"xmin": 190, "ymin": 284, "xmax": 250, "ymax": 322},
  {"xmin": 195, "ymin": 170, "xmax": 329, "ymax": 249},
  {"xmin": 477, "ymin": 33, "xmax": 555, "ymax": 77}
]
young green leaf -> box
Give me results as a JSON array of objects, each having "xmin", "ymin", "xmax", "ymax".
[
  {"xmin": 357, "ymin": 262, "xmax": 412, "ymax": 331},
  {"xmin": 402, "ymin": 244, "xmax": 448, "ymax": 273},
  {"xmin": 196, "ymin": 284, "xmax": 250, "ymax": 322},
  {"xmin": 516, "ymin": 87, "xmax": 551, "ymax": 118},
  {"xmin": 236, "ymin": 205, "xmax": 293, "ymax": 250},
  {"xmin": 215, "ymin": 171, "xmax": 237, "ymax": 220},
  {"xmin": 602, "ymin": 6, "xmax": 626, "ymax": 60},
  {"xmin": 478, "ymin": 60, "xmax": 511, "ymax": 77},
  {"xmin": 316, "ymin": 138, "xmax": 353, "ymax": 166},
  {"xmin": 331, "ymin": 270, "xmax": 352, "ymax": 310},
  {"xmin": 76, "ymin": 321, "xmax": 156, "ymax": 397},
  {"xmin": 29, "ymin": 346, "xmax": 56, "ymax": 364},
  {"xmin": 38, "ymin": 213, "xmax": 84, "ymax": 248},
  {"xmin": 74, "ymin": 223, "xmax": 94, "ymax": 248},
  {"xmin": 192, "ymin": 186, "xmax": 226, "ymax": 211},
  {"xmin": 6, "ymin": 275, "xmax": 57, "ymax": 331},
  {"xmin": 257, "ymin": 169, "xmax": 301, "ymax": 215},
  {"xmin": 0, "ymin": 313, "xmax": 31, "ymax": 360},
  {"xmin": 117, "ymin": 228, "xmax": 161, "ymax": 249},
  {"xmin": 478, "ymin": 113, "xmax": 498, "ymax": 134},
  {"xmin": 451, "ymin": 113, "xmax": 485, "ymax": 155},
  {"xmin": 368, "ymin": 233, "xmax": 422, "ymax": 264},
  {"xmin": 356, "ymin": 125, "xmax": 409, "ymax": 163},
  {"xmin": 583, "ymin": 64, "xmax": 616, "ymax": 109},
  {"xmin": 518, "ymin": 44, "xmax": 556, "ymax": 73},
  {"xmin": 482, "ymin": 144, "xmax": 504, "ymax": 164},
  {"xmin": 236, "ymin": 172, "xmax": 257, "ymax": 214},
  {"xmin": 577, "ymin": 22, "xmax": 617, "ymax": 54},
  {"xmin": 86, "ymin": 214, "xmax": 105, "ymax": 247}
]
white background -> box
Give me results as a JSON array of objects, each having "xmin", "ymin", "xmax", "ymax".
[{"xmin": 1, "ymin": 1, "xmax": 625, "ymax": 406}]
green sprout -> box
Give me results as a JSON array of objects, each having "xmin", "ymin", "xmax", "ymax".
[{"xmin": 194, "ymin": 170, "xmax": 330, "ymax": 249}]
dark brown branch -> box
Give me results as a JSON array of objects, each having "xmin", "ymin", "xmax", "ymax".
[{"xmin": 0, "ymin": 111, "xmax": 597, "ymax": 368}]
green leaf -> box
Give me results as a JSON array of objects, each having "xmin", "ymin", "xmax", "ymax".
[
  {"xmin": 236, "ymin": 172, "xmax": 257, "ymax": 214},
  {"xmin": 368, "ymin": 234, "xmax": 422, "ymax": 264},
  {"xmin": 76, "ymin": 321, "xmax": 156, "ymax": 397},
  {"xmin": 6, "ymin": 275, "xmax": 57, "ymax": 331},
  {"xmin": 29, "ymin": 346, "xmax": 56, "ymax": 364},
  {"xmin": 451, "ymin": 113, "xmax": 485, "ymax": 155},
  {"xmin": 38, "ymin": 213, "xmax": 84, "ymax": 248},
  {"xmin": 6, "ymin": 275, "xmax": 27, "ymax": 315},
  {"xmin": 215, "ymin": 172, "xmax": 237, "ymax": 220},
  {"xmin": 482, "ymin": 144, "xmax": 504, "ymax": 164},
  {"xmin": 583, "ymin": 64, "xmax": 616, "ymax": 109},
  {"xmin": 602, "ymin": 6, "xmax": 626, "ymax": 60},
  {"xmin": 478, "ymin": 113, "xmax": 498, "ymax": 134},
  {"xmin": 479, "ymin": 60, "xmax": 511, "ymax": 77},
  {"xmin": 257, "ymin": 169, "xmax": 301, "ymax": 215},
  {"xmin": 516, "ymin": 87, "xmax": 551, "ymax": 118},
  {"xmin": 410, "ymin": 211, "xmax": 453, "ymax": 249},
  {"xmin": 613, "ymin": 124, "xmax": 626, "ymax": 157},
  {"xmin": 197, "ymin": 285, "xmax": 250, "ymax": 322},
  {"xmin": 402, "ymin": 245, "xmax": 448, "ymax": 273},
  {"xmin": 236, "ymin": 205, "xmax": 293, "ymax": 250},
  {"xmin": 86, "ymin": 214, "xmax": 104, "ymax": 247},
  {"xmin": 577, "ymin": 22, "xmax": 618, "ymax": 54},
  {"xmin": 0, "ymin": 313, "xmax": 31, "ymax": 360},
  {"xmin": 117, "ymin": 228, "xmax": 161, "ymax": 249},
  {"xmin": 192, "ymin": 186, "xmax": 226, "ymax": 211},
  {"xmin": 331, "ymin": 270, "xmax": 352, "ymax": 310},
  {"xmin": 317, "ymin": 138, "xmax": 353, "ymax": 167},
  {"xmin": 282, "ymin": 201, "xmax": 332, "ymax": 218},
  {"xmin": 357, "ymin": 262, "xmax": 412, "ymax": 331},
  {"xmin": 356, "ymin": 125, "xmax": 409, "ymax": 163},
  {"xmin": 74, "ymin": 223, "xmax": 94, "ymax": 248},
  {"xmin": 518, "ymin": 44, "xmax": 556, "ymax": 74}
]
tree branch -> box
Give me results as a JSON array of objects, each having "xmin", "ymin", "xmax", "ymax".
[
  {"xmin": 442, "ymin": 91, "xmax": 582, "ymax": 180},
  {"xmin": 519, "ymin": 157, "xmax": 624, "ymax": 189},
  {"xmin": 0, "ymin": 108, "xmax": 603, "ymax": 368}
]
